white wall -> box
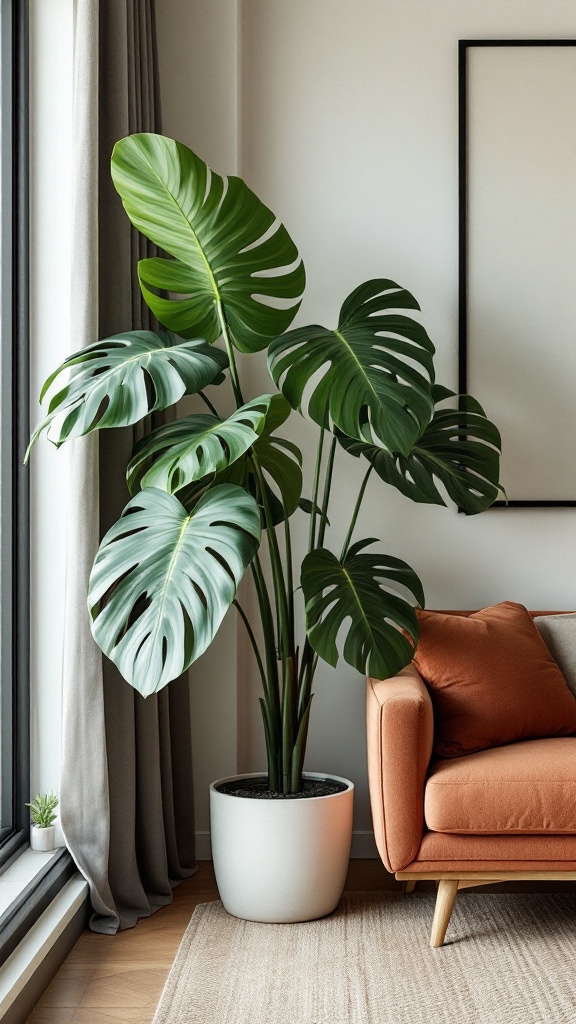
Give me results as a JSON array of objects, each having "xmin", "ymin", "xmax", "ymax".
[
  {"xmin": 29, "ymin": 0, "xmax": 74, "ymax": 841},
  {"xmin": 157, "ymin": 0, "xmax": 576, "ymax": 854}
]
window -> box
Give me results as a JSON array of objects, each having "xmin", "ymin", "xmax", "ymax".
[{"xmin": 0, "ymin": 0, "xmax": 29, "ymax": 869}]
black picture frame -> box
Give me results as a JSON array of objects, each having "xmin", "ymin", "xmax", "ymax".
[{"xmin": 458, "ymin": 39, "xmax": 576, "ymax": 509}]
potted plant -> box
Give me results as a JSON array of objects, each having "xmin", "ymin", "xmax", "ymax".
[
  {"xmin": 27, "ymin": 134, "xmax": 502, "ymax": 922},
  {"xmin": 27, "ymin": 792, "xmax": 58, "ymax": 852}
]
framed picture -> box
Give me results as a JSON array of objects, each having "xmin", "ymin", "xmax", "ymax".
[{"xmin": 459, "ymin": 40, "xmax": 576, "ymax": 507}]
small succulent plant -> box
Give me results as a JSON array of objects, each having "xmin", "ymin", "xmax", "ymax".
[{"xmin": 26, "ymin": 792, "xmax": 58, "ymax": 828}]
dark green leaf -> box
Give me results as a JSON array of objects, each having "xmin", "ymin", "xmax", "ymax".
[
  {"xmin": 126, "ymin": 394, "xmax": 278, "ymax": 494},
  {"xmin": 111, "ymin": 134, "xmax": 305, "ymax": 353},
  {"xmin": 338, "ymin": 387, "xmax": 502, "ymax": 514},
  {"xmin": 217, "ymin": 395, "xmax": 302, "ymax": 526},
  {"xmin": 298, "ymin": 497, "xmax": 329, "ymax": 523},
  {"xmin": 301, "ymin": 539, "xmax": 424, "ymax": 679},
  {"xmin": 268, "ymin": 279, "xmax": 435, "ymax": 455},
  {"xmin": 26, "ymin": 331, "xmax": 227, "ymax": 457},
  {"xmin": 88, "ymin": 485, "xmax": 261, "ymax": 696}
]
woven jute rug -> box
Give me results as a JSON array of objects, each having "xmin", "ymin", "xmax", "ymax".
[{"xmin": 152, "ymin": 891, "xmax": 576, "ymax": 1024}]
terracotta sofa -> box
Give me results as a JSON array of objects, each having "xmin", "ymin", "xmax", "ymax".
[{"xmin": 366, "ymin": 618, "xmax": 576, "ymax": 948}]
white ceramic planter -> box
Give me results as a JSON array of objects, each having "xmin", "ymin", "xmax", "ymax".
[
  {"xmin": 210, "ymin": 771, "xmax": 354, "ymax": 923},
  {"xmin": 30, "ymin": 825, "xmax": 55, "ymax": 852}
]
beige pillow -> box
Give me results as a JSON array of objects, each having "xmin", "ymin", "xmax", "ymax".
[{"xmin": 534, "ymin": 614, "xmax": 576, "ymax": 699}]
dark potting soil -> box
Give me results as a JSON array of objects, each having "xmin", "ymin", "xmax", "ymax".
[{"xmin": 216, "ymin": 776, "xmax": 348, "ymax": 800}]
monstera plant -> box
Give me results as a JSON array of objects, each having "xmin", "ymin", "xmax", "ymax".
[{"xmin": 27, "ymin": 134, "xmax": 502, "ymax": 795}]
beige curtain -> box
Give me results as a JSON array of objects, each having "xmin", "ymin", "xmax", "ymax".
[{"xmin": 61, "ymin": 0, "xmax": 197, "ymax": 935}]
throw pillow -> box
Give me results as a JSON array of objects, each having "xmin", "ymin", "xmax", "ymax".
[
  {"xmin": 414, "ymin": 601, "xmax": 576, "ymax": 758},
  {"xmin": 534, "ymin": 613, "xmax": 576, "ymax": 699}
]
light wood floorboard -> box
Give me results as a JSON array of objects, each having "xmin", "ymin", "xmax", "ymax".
[
  {"xmin": 25, "ymin": 861, "xmax": 398, "ymax": 1023},
  {"xmin": 25, "ymin": 860, "xmax": 576, "ymax": 1022}
]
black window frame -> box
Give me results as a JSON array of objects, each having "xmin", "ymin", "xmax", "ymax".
[
  {"xmin": 0, "ymin": 2, "xmax": 77, "ymax": 969},
  {"xmin": 0, "ymin": 0, "xmax": 29, "ymax": 871}
]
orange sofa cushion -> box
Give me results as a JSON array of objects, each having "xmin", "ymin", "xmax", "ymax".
[
  {"xmin": 425, "ymin": 737, "xmax": 576, "ymax": 833},
  {"xmin": 414, "ymin": 601, "xmax": 576, "ymax": 758}
]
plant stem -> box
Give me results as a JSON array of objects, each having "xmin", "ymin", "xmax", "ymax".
[
  {"xmin": 233, "ymin": 599, "xmax": 267, "ymax": 691},
  {"xmin": 251, "ymin": 555, "xmax": 280, "ymax": 704},
  {"xmin": 216, "ymin": 305, "xmax": 288, "ymax": 788},
  {"xmin": 291, "ymin": 693, "xmax": 313, "ymax": 791},
  {"xmin": 217, "ymin": 300, "xmax": 245, "ymax": 408},
  {"xmin": 308, "ymin": 426, "xmax": 325, "ymax": 552},
  {"xmin": 317, "ymin": 437, "xmax": 337, "ymax": 549},
  {"xmin": 340, "ymin": 465, "xmax": 373, "ymax": 560},
  {"xmin": 198, "ymin": 391, "xmax": 220, "ymax": 417},
  {"xmin": 249, "ymin": 456, "xmax": 291, "ymax": 660},
  {"xmin": 284, "ymin": 509, "xmax": 295, "ymax": 643}
]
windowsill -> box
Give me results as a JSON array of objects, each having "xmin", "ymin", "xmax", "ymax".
[
  {"xmin": 0, "ymin": 847, "xmax": 61, "ymax": 916},
  {"xmin": 0, "ymin": 847, "xmax": 76, "ymax": 967}
]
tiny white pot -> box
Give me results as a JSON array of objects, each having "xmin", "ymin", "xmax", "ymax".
[
  {"xmin": 30, "ymin": 825, "xmax": 55, "ymax": 852},
  {"xmin": 210, "ymin": 771, "xmax": 354, "ymax": 923}
]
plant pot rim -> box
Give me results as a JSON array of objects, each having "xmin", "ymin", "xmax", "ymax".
[
  {"xmin": 31, "ymin": 823, "xmax": 55, "ymax": 829},
  {"xmin": 211, "ymin": 770, "xmax": 354, "ymax": 800}
]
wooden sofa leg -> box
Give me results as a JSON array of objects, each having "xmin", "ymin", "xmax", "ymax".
[
  {"xmin": 404, "ymin": 880, "xmax": 416, "ymax": 894},
  {"xmin": 430, "ymin": 880, "xmax": 458, "ymax": 948}
]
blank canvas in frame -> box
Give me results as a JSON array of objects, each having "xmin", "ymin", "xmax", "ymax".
[{"xmin": 460, "ymin": 42, "xmax": 576, "ymax": 506}]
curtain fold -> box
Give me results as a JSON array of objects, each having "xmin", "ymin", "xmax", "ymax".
[{"xmin": 61, "ymin": 0, "xmax": 197, "ymax": 936}]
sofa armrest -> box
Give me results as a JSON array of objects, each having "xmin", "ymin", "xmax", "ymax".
[{"xmin": 366, "ymin": 663, "xmax": 434, "ymax": 872}]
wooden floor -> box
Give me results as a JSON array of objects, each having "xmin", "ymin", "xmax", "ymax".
[
  {"xmin": 25, "ymin": 860, "xmax": 576, "ymax": 1022},
  {"xmin": 25, "ymin": 860, "xmax": 400, "ymax": 1023}
]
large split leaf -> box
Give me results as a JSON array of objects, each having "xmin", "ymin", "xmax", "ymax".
[
  {"xmin": 88, "ymin": 485, "xmax": 261, "ymax": 696},
  {"xmin": 268, "ymin": 279, "xmax": 435, "ymax": 455},
  {"xmin": 126, "ymin": 394, "xmax": 278, "ymax": 494},
  {"xmin": 250, "ymin": 398, "xmax": 302, "ymax": 521},
  {"xmin": 26, "ymin": 331, "xmax": 227, "ymax": 457},
  {"xmin": 301, "ymin": 540, "xmax": 424, "ymax": 679},
  {"xmin": 111, "ymin": 133, "xmax": 305, "ymax": 353},
  {"xmin": 216, "ymin": 394, "xmax": 303, "ymax": 526},
  {"xmin": 338, "ymin": 386, "xmax": 502, "ymax": 514}
]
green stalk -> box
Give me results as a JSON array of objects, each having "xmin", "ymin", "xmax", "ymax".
[
  {"xmin": 251, "ymin": 554, "xmax": 281, "ymax": 718},
  {"xmin": 308, "ymin": 427, "xmax": 325, "ymax": 552},
  {"xmin": 233, "ymin": 599, "xmax": 267, "ymax": 693},
  {"xmin": 284, "ymin": 508, "xmax": 295, "ymax": 645},
  {"xmin": 217, "ymin": 300, "xmax": 245, "ymax": 408},
  {"xmin": 216, "ymin": 305, "xmax": 286, "ymax": 788},
  {"xmin": 281, "ymin": 656, "xmax": 294, "ymax": 792},
  {"xmin": 259, "ymin": 698, "xmax": 280, "ymax": 792},
  {"xmin": 317, "ymin": 436, "xmax": 337, "ymax": 549},
  {"xmin": 249, "ymin": 456, "xmax": 292, "ymax": 660},
  {"xmin": 250, "ymin": 459, "xmax": 296, "ymax": 793},
  {"xmin": 291, "ymin": 694, "xmax": 314, "ymax": 791},
  {"xmin": 297, "ymin": 647, "xmax": 318, "ymax": 720},
  {"xmin": 198, "ymin": 391, "xmax": 220, "ymax": 417},
  {"xmin": 340, "ymin": 465, "xmax": 373, "ymax": 560}
]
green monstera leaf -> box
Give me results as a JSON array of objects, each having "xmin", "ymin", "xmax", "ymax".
[
  {"xmin": 88, "ymin": 485, "xmax": 261, "ymax": 697},
  {"xmin": 301, "ymin": 540, "xmax": 424, "ymax": 679},
  {"xmin": 268, "ymin": 279, "xmax": 435, "ymax": 455},
  {"xmin": 338, "ymin": 385, "xmax": 502, "ymax": 514},
  {"xmin": 126, "ymin": 394, "xmax": 278, "ymax": 494},
  {"xmin": 111, "ymin": 133, "xmax": 305, "ymax": 353},
  {"xmin": 25, "ymin": 331, "xmax": 227, "ymax": 457}
]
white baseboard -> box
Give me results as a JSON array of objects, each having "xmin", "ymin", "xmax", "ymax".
[{"xmin": 195, "ymin": 830, "xmax": 378, "ymax": 861}]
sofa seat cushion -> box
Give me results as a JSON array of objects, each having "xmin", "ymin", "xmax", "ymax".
[
  {"xmin": 406, "ymin": 830, "xmax": 576, "ymax": 870},
  {"xmin": 425, "ymin": 737, "xmax": 576, "ymax": 834}
]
